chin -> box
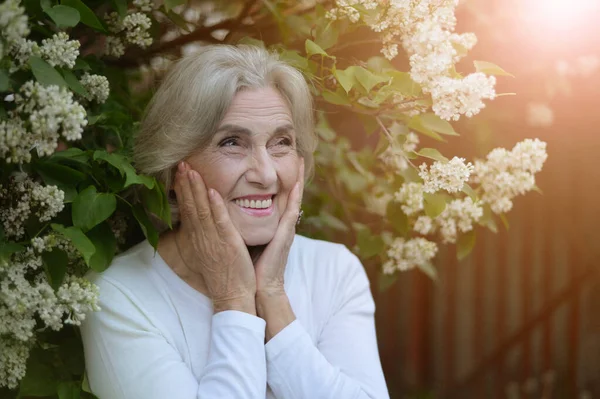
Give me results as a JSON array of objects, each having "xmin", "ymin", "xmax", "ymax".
[{"xmin": 240, "ymin": 228, "xmax": 275, "ymax": 246}]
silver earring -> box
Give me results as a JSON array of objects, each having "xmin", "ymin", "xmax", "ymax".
[{"xmin": 296, "ymin": 209, "xmax": 303, "ymax": 225}]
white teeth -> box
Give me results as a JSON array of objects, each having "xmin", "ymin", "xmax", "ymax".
[{"xmin": 235, "ymin": 198, "xmax": 272, "ymax": 209}]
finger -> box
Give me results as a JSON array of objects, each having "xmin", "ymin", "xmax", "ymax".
[
  {"xmin": 173, "ymin": 163, "xmax": 197, "ymax": 231},
  {"xmin": 276, "ymin": 182, "xmax": 302, "ymax": 240},
  {"xmin": 187, "ymin": 169, "xmax": 213, "ymax": 224},
  {"xmin": 297, "ymin": 159, "xmax": 305, "ymax": 203},
  {"xmin": 207, "ymin": 188, "xmax": 239, "ymax": 238}
]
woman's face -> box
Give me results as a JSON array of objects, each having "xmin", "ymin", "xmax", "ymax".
[{"xmin": 185, "ymin": 87, "xmax": 302, "ymax": 246}]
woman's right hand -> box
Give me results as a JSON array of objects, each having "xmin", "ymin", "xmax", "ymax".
[{"xmin": 173, "ymin": 161, "xmax": 257, "ymax": 315}]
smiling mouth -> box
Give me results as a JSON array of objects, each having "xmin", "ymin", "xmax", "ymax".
[{"xmin": 233, "ymin": 195, "xmax": 275, "ymax": 210}]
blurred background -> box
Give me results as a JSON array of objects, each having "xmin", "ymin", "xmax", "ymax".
[{"xmin": 372, "ymin": 0, "xmax": 600, "ymax": 397}]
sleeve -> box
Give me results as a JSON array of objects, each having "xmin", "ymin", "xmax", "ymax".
[
  {"xmin": 264, "ymin": 246, "xmax": 390, "ymax": 399},
  {"xmin": 80, "ymin": 277, "xmax": 267, "ymax": 399}
]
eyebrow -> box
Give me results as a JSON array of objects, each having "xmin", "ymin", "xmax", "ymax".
[{"xmin": 214, "ymin": 123, "xmax": 295, "ymax": 137}]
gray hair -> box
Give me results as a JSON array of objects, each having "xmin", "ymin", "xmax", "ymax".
[{"xmin": 133, "ymin": 44, "xmax": 317, "ymax": 230}]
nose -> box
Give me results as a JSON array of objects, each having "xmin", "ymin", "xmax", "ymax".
[{"xmin": 244, "ymin": 147, "xmax": 277, "ymax": 187}]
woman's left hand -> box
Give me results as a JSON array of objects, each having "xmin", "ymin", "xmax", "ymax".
[{"xmin": 254, "ymin": 160, "xmax": 304, "ymax": 296}]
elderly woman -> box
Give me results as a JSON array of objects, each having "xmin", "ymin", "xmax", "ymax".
[{"xmin": 80, "ymin": 45, "xmax": 389, "ymax": 399}]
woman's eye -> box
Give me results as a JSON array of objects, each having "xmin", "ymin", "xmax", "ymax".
[
  {"xmin": 219, "ymin": 137, "xmax": 239, "ymax": 147},
  {"xmin": 275, "ymin": 138, "xmax": 293, "ymax": 146}
]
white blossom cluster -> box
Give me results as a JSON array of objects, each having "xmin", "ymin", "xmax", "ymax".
[
  {"xmin": 418, "ymin": 156, "xmax": 474, "ymax": 194},
  {"xmin": 107, "ymin": 212, "xmax": 129, "ymax": 246},
  {"xmin": 0, "ymin": 117, "xmax": 34, "ymax": 163},
  {"xmin": 327, "ymin": 0, "xmax": 497, "ymax": 121},
  {"xmin": 6, "ymin": 80, "xmax": 88, "ymax": 160},
  {"xmin": 0, "ymin": 177, "xmax": 65, "ymax": 240},
  {"xmin": 39, "ymin": 32, "xmax": 80, "ymax": 69},
  {"xmin": 379, "ymin": 131, "xmax": 419, "ymax": 172},
  {"xmin": 133, "ymin": 0, "xmax": 155, "ymax": 13},
  {"xmin": 0, "ymin": 243, "xmax": 100, "ymax": 388},
  {"xmin": 470, "ymin": 138, "xmax": 548, "ymax": 214},
  {"xmin": 394, "ymin": 182, "xmax": 424, "ymax": 216},
  {"xmin": 8, "ymin": 37, "xmax": 39, "ymax": 69},
  {"xmin": 382, "ymin": 236, "xmax": 438, "ymax": 274},
  {"xmin": 0, "ymin": 0, "xmax": 30, "ymax": 46},
  {"xmin": 80, "ymin": 73, "xmax": 110, "ymax": 103},
  {"xmin": 413, "ymin": 197, "xmax": 483, "ymax": 244},
  {"xmin": 526, "ymin": 102, "xmax": 554, "ymax": 127},
  {"xmin": 104, "ymin": 11, "xmax": 153, "ymax": 58}
]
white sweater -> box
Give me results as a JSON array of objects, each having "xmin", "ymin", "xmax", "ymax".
[{"xmin": 80, "ymin": 234, "xmax": 390, "ymax": 399}]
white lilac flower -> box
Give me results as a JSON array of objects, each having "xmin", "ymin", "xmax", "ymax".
[
  {"xmin": 0, "ymin": 0, "xmax": 30, "ymax": 45},
  {"xmin": 414, "ymin": 215, "xmax": 434, "ymax": 235},
  {"xmin": 0, "ymin": 117, "xmax": 35, "ymax": 163},
  {"xmin": 15, "ymin": 81, "xmax": 87, "ymax": 157},
  {"xmin": 80, "ymin": 73, "xmax": 110, "ymax": 103},
  {"xmin": 0, "ymin": 178, "xmax": 65, "ymax": 239},
  {"xmin": 133, "ymin": 0, "xmax": 154, "ymax": 13},
  {"xmin": 379, "ymin": 130, "xmax": 419, "ymax": 172},
  {"xmin": 470, "ymin": 139, "xmax": 547, "ymax": 214},
  {"xmin": 527, "ymin": 103, "xmax": 554, "ymax": 127},
  {"xmin": 327, "ymin": 1, "xmax": 497, "ymax": 121},
  {"xmin": 0, "ymin": 337, "xmax": 31, "ymax": 389},
  {"xmin": 39, "ymin": 32, "xmax": 80, "ymax": 69},
  {"xmin": 122, "ymin": 12, "xmax": 153, "ymax": 48},
  {"xmin": 104, "ymin": 11, "xmax": 124, "ymax": 34},
  {"xmin": 435, "ymin": 197, "xmax": 483, "ymax": 244},
  {"xmin": 418, "ymin": 156, "xmax": 474, "ymax": 194},
  {"xmin": 8, "ymin": 37, "xmax": 40, "ymax": 69},
  {"xmin": 0, "ymin": 245, "xmax": 100, "ymax": 388},
  {"xmin": 430, "ymin": 73, "xmax": 497, "ymax": 121},
  {"xmin": 382, "ymin": 236, "xmax": 438, "ymax": 274},
  {"xmin": 105, "ymin": 35, "xmax": 126, "ymax": 58},
  {"xmin": 394, "ymin": 182, "xmax": 424, "ymax": 216}
]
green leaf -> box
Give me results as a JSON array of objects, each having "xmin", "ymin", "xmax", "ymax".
[
  {"xmin": 457, "ymin": 230, "xmax": 476, "ymax": 261},
  {"xmin": 334, "ymin": 67, "xmax": 356, "ymax": 94},
  {"xmin": 93, "ymin": 150, "xmax": 155, "ymax": 189},
  {"xmin": 378, "ymin": 272, "xmax": 398, "ymax": 292},
  {"xmin": 417, "ymin": 261, "xmax": 437, "ymax": 280},
  {"xmin": 356, "ymin": 227, "xmax": 385, "ymax": 259},
  {"xmin": 140, "ymin": 180, "xmax": 172, "ymax": 228},
  {"xmin": 305, "ymin": 39, "xmax": 327, "ymax": 57},
  {"xmin": 111, "ymin": 0, "xmax": 127, "ymax": 17},
  {"xmin": 0, "ymin": 241, "xmax": 24, "ymax": 264},
  {"xmin": 33, "ymin": 161, "xmax": 84, "ymax": 202},
  {"xmin": 461, "ymin": 183, "xmax": 478, "ymax": 201},
  {"xmin": 279, "ymin": 50, "xmax": 309, "ymax": 71},
  {"xmin": 132, "ymin": 204, "xmax": 159, "ymax": 249},
  {"xmin": 57, "ymin": 381, "xmax": 81, "ymax": 399},
  {"xmin": 164, "ymin": 0, "xmax": 186, "ymax": 11},
  {"xmin": 408, "ymin": 115, "xmax": 445, "ymax": 142},
  {"xmin": 0, "ymin": 68, "xmax": 10, "ymax": 91},
  {"xmin": 49, "ymin": 147, "xmax": 90, "ymax": 165},
  {"xmin": 423, "ymin": 192, "xmax": 447, "ymax": 219},
  {"xmin": 42, "ymin": 248, "xmax": 68, "ymax": 290},
  {"xmin": 474, "ymin": 60, "xmax": 515, "ymax": 77},
  {"xmin": 61, "ymin": 68, "xmax": 88, "ymax": 96},
  {"xmin": 417, "ymin": 148, "xmax": 449, "ymax": 163},
  {"xmin": 319, "ymin": 210, "xmax": 348, "ymax": 232},
  {"xmin": 18, "ymin": 349, "xmax": 57, "ymax": 396},
  {"xmin": 354, "ymin": 66, "xmax": 389, "ymax": 93},
  {"xmin": 314, "ymin": 19, "xmax": 339, "ymax": 50},
  {"xmin": 61, "ymin": 0, "xmax": 106, "ymax": 32},
  {"xmin": 387, "ymin": 71, "xmax": 422, "ymax": 96},
  {"xmin": 322, "ymin": 90, "xmax": 350, "ymax": 106},
  {"xmin": 72, "ymin": 186, "xmax": 117, "ymax": 232},
  {"xmin": 45, "ymin": 5, "xmax": 80, "ymax": 28},
  {"xmin": 51, "ymin": 224, "xmax": 96, "ymax": 266},
  {"xmin": 28, "ymin": 56, "xmax": 68, "ymax": 87},
  {"xmin": 87, "ymin": 222, "xmax": 117, "ymax": 272},
  {"xmin": 386, "ymin": 201, "xmax": 408, "ymax": 236},
  {"xmin": 166, "ymin": 9, "xmax": 191, "ymax": 32},
  {"xmin": 419, "ymin": 113, "xmax": 459, "ymax": 136},
  {"xmin": 367, "ymin": 56, "xmax": 394, "ymax": 73}
]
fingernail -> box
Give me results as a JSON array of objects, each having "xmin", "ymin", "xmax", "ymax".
[
  {"xmin": 178, "ymin": 162, "xmax": 185, "ymax": 173},
  {"xmin": 188, "ymin": 170, "xmax": 197, "ymax": 181},
  {"xmin": 208, "ymin": 188, "xmax": 215, "ymax": 198}
]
